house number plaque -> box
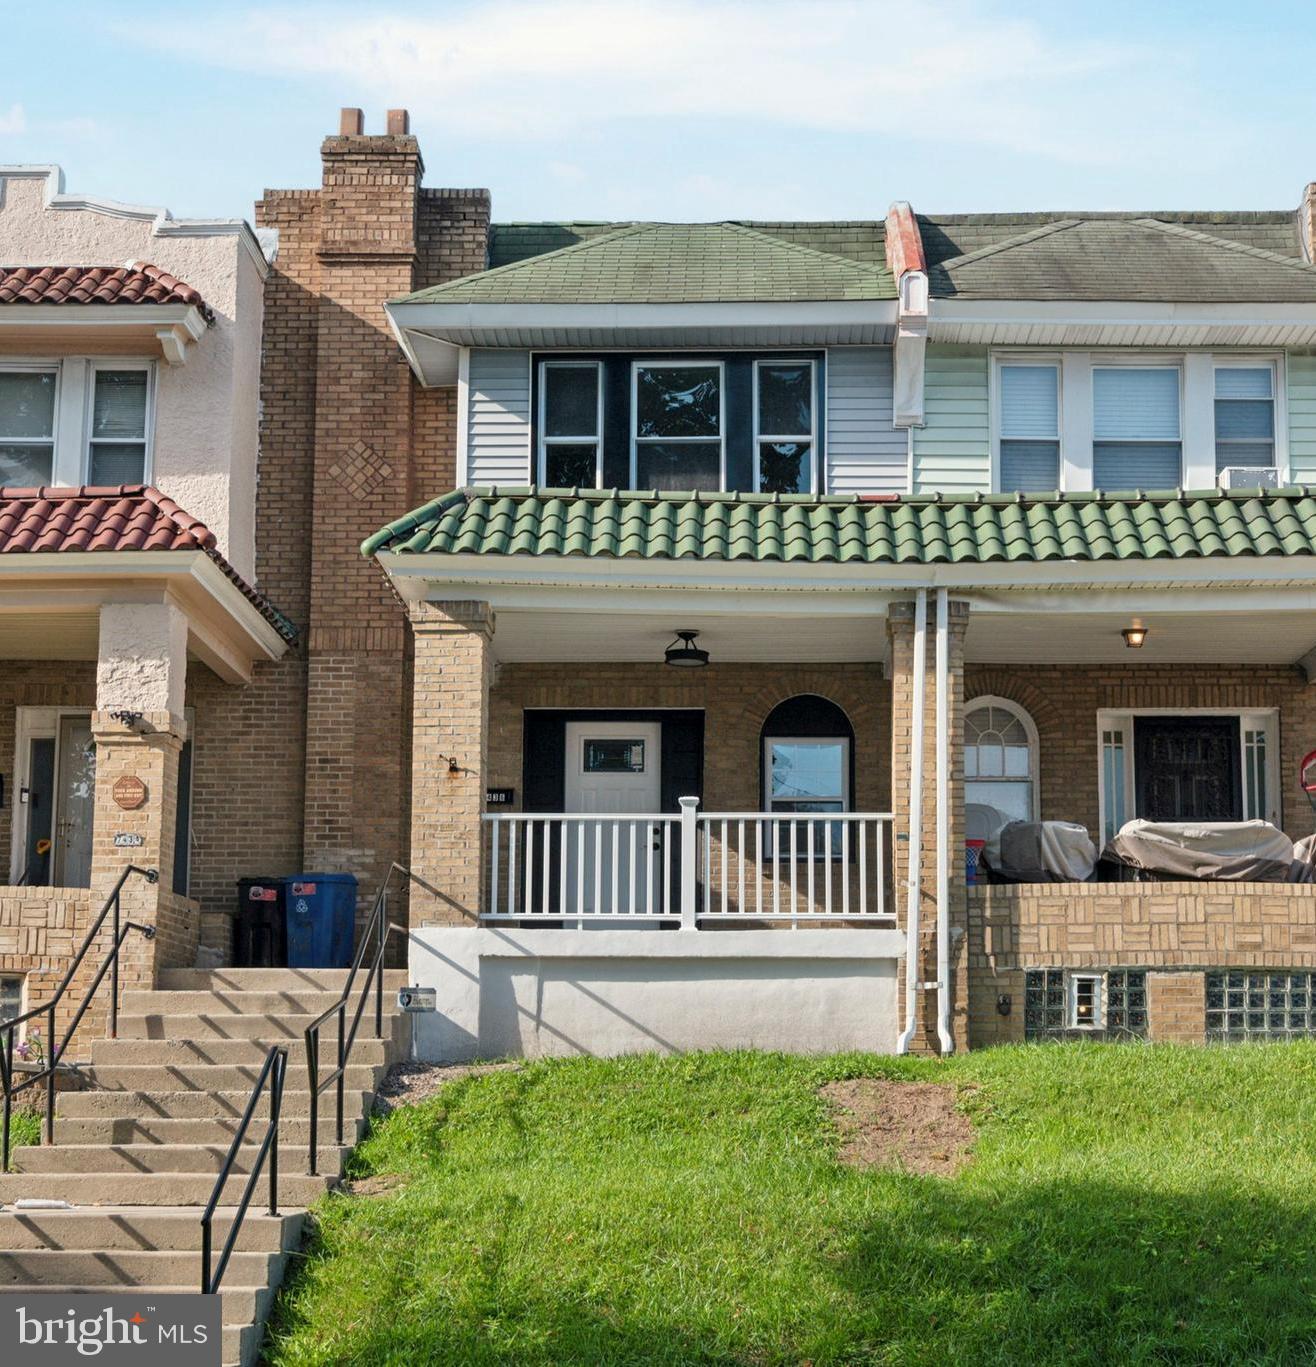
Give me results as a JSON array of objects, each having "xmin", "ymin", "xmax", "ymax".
[{"xmin": 112, "ymin": 775, "xmax": 148, "ymax": 810}]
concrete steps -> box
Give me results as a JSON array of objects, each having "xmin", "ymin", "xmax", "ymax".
[{"xmin": 1, "ymin": 967, "xmax": 410, "ymax": 1367}]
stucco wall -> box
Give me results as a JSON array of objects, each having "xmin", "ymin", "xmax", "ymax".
[
  {"xmin": 411, "ymin": 926, "xmax": 903, "ymax": 1061},
  {"xmin": 0, "ymin": 171, "xmax": 266, "ymax": 577}
]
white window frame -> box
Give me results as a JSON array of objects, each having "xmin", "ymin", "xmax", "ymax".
[
  {"xmin": 1090, "ymin": 359, "xmax": 1184, "ymax": 489},
  {"xmin": 1212, "ymin": 357, "xmax": 1282, "ymax": 479},
  {"xmin": 0, "ymin": 357, "xmax": 156, "ymax": 488},
  {"xmin": 1067, "ymin": 972, "xmax": 1104, "ymax": 1030},
  {"xmin": 84, "ymin": 360, "xmax": 155, "ymax": 487},
  {"xmin": 990, "ymin": 350, "xmax": 1287, "ymax": 492},
  {"xmin": 536, "ymin": 359, "xmax": 603, "ymax": 488},
  {"xmin": 0, "ymin": 360, "xmax": 61, "ymax": 485},
  {"xmin": 630, "ymin": 358, "xmax": 726, "ymax": 490},
  {"xmin": 762, "ymin": 735, "xmax": 851, "ymax": 814},
  {"xmin": 964, "ymin": 694, "xmax": 1040, "ymax": 822},
  {"xmin": 752, "ymin": 358, "xmax": 817, "ymax": 495},
  {"xmin": 1095, "ymin": 707, "xmax": 1280, "ymax": 844},
  {"xmin": 991, "ymin": 354, "xmax": 1062, "ymax": 493}
]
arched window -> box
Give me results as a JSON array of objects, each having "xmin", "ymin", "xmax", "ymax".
[
  {"xmin": 760, "ymin": 695, "xmax": 855, "ymax": 824},
  {"xmin": 965, "ymin": 696, "xmax": 1039, "ymax": 822}
]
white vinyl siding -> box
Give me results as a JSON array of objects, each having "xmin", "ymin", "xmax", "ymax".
[
  {"xmin": 824, "ymin": 347, "xmax": 906, "ymax": 494},
  {"xmin": 464, "ymin": 349, "xmax": 532, "ymax": 486},
  {"xmin": 912, "ymin": 347, "xmax": 990, "ymax": 494},
  {"xmin": 1287, "ymin": 352, "xmax": 1316, "ymax": 483}
]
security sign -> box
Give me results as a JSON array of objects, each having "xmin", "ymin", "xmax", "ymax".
[{"xmin": 397, "ymin": 986, "xmax": 437, "ymax": 1012}]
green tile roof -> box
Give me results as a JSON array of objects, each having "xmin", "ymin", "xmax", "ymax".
[
  {"xmin": 397, "ymin": 222, "xmax": 896, "ymax": 306},
  {"xmin": 363, "ymin": 487, "xmax": 1316, "ymax": 565},
  {"xmin": 928, "ymin": 217, "xmax": 1316, "ymax": 302}
]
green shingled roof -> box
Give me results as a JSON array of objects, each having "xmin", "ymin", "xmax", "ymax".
[
  {"xmin": 363, "ymin": 487, "xmax": 1316, "ymax": 565},
  {"xmin": 397, "ymin": 222, "xmax": 896, "ymax": 306},
  {"xmin": 928, "ymin": 217, "xmax": 1316, "ymax": 302}
]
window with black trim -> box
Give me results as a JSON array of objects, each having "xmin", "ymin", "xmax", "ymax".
[
  {"xmin": 754, "ymin": 359, "xmax": 815, "ymax": 493},
  {"xmin": 633, "ymin": 361, "xmax": 723, "ymax": 491},
  {"xmin": 538, "ymin": 361, "xmax": 601, "ymax": 487}
]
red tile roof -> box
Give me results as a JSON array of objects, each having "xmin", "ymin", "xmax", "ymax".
[
  {"xmin": 0, "ymin": 485, "xmax": 295, "ymax": 640},
  {"xmin": 0, "ymin": 263, "xmax": 213, "ymax": 320}
]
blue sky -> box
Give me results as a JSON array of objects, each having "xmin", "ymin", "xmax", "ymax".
[{"xmin": 2, "ymin": 0, "xmax": 1314, "ymax": 226}]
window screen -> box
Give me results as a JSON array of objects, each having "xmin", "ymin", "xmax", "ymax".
[
  {"xmin": 1092, "ymin": 367, "xmax": 1181, "ymax": 489},
  {"xmin": 1214, "ymin": 367, "xmax": 1275, "ymax": 475},
  {"xmin": 0, "ymin": 370, "xmax": 57, "ymax": 485},
  {"xmin": 89, "ymin": 370, "xmax": 149, "ymax": 485},
  {"xmin": 999, "ymin": 365, "xmax": 1060, "ymax": 492}
]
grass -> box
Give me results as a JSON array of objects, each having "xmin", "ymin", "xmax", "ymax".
[
  {"xmin": 4, "ymin": 1107, "xmax": 40, "ymax": 1166},
  {"xmin": 266, "ymin": 1046, "xmax": 1316, "ymax": 1365}
]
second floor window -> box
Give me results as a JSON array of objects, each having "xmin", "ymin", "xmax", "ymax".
[
  {"xmin": 1215, "ymin": 365, "xmax": 1275, "ymax": 475},
  {"xmin": 755, "ymin": 360, "xmax": 816, "ymax": 494},
  {"xmin": 539, "ymin": 361, "xmax": 601, "ymax": 487},
  {"xmin": 633, "ymin": 362, "xmax": 724, "ymax": 491},
  {"xmin": 0, "ymin": 368, "xmax": 57, "ymax": 485},
  {"xmin": 0, "ymin": 360, "xmax": 153, "ymax": 488},
  {"xmin": 1092, "ymin": 366, "xmax": 1181, "ymax": 489},
  {"xmin": 999, "ymin": 363, "xmax": 1059, "ymax": 493}
]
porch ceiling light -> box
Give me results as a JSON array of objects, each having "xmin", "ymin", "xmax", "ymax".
[
  {"xmin": 1122, "ymin": 624, "xmax": 1149, "ymax": 649},
  {"xmin": 665, "ymin": 629, "xmax": 709, "ymax": 668}
]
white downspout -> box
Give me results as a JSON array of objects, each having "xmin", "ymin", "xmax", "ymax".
[
  {"xmin": 895, "ymin": 588, "xmax": 927, "ymax": 1054},
  {"xmin": 935, "ymin": 587, "xmax": 955, "ymax": 1054}
]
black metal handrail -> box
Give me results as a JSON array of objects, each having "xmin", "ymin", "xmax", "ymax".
[
  {"xmin": 201, "ymin": 1044, "xmax": 287, "ymax": 1295},
  {"xmin": 0, "ymin": 864, "xmax": 158, "ymax": 1170},
  {"xmin": 304, "ymin": 862, "xmax": 421, "ymax": 1175}
]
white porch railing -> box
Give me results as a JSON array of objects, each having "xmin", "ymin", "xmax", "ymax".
[{"xmin": 482, "ymin": 800, "xmax": 894, "ymax": 927}]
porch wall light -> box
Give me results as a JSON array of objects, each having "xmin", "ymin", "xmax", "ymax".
[
  {"xmin": 664, "ymin": 630, "xmax": 709, "ymax": 668},
  {"xmin": 1122, "ymin": 625, "xmax": 1149, "ymax": 649}
]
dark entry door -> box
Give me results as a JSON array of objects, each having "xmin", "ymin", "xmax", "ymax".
[{"xmin": 1133, "ymin": 716, "xmax": 1242, "ymax": 822}]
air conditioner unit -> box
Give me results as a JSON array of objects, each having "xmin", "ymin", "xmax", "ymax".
[{"xmin": 1218, "ymin": 466, "xmax": 1279, "ymax": 490}]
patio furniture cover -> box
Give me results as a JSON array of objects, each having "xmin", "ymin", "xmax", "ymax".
[
  {"xmin": 1102, "ymin": 819, "xmax": 1294, "ymax": 881},
  {"xmin": 993, "ymin": 820, "xmax": 1099, "ymax": 883}
]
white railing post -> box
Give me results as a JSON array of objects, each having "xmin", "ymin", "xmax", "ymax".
[{"xmin": 679, "ymin": 797, "xmax": 699, "ymax": 930}]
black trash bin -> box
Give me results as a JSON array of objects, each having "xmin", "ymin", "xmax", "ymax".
[{"xmin": 234, "ymin": 877, "xmax": 287, "ymax": 967}]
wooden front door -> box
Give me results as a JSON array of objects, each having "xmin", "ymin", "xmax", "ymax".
[{"xmin": 1133, "ymin": 716, "xmax": 1242, "ymax": 823}]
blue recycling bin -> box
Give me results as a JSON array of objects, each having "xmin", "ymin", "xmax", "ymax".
[{"xmin": 283, "ymin": 873, "xmax": 358, "ymax": 969}]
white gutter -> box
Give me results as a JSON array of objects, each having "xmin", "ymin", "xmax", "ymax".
[
  {"xmin": 895, "ymin": 587, "xmax": 927, "ymax": 1054},
  {"xmin": 934, "ymin": 587, "xmax": 954, "ymax": 1054}
]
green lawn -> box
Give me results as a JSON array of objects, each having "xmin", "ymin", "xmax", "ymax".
[{"xmin": 266, "ymin": 1046, "xmax": 1316, "ymax": 1365}]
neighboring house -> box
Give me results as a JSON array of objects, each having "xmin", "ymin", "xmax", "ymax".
[{"xmin": 0, "ymin": 165, "xmax": 293, "ymax": 1017}]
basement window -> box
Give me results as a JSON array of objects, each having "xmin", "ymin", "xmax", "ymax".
[
  {"xmin": 1025, "ymin": 969, "xmax": 1147, "ymax": 1041},
  {"xmin": 1206, "ymin": 970, "xmax": 1316, "ymax": 1041},
  {"xmin": 0, "ymin": 974, "xmax": 22, "ymax": 1024}
]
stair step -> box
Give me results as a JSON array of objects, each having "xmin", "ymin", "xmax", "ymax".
[
  {"xmin": 50, "ymin": 1116, "xmax": 368, "ymax": 1147},
  {"xmin": 116, "ymin": 1012, "xmax": 409, "ymax": 1043},
  {"xmin": 12, "ymin": 1142, "xmax": 353, "ymax": 1176},
  {"xmin": 0, "ymin": 1171, "xmax": 334, "ymax": 1206},
  {"xmin": 158, "ymin": 967, "xmax": 410, "ymax": 991},
  {"xmin": 79, "ymin": 1062, "xmax": 387, "ymax": 1093},
  {"xmin": 121, "ymin": 989, "xmax": 401, "ymax": 1015},
  {"xmin": 90, "ymin": 1036, "xmax": 396, "ymax": 1067},
  {"xmin": 3, "ymin": 1281, "xmax": 276, "ymax": 1328},
  {"xmin": 57, "ymin": 1088, "xmax": 374, "ymax": 1120},
  {"xmin": 0, "ymin": 1207, "xmax": 304, "ymax": 1252},
  {"xmin": 0, "ymin": 1247, "xmax": 277, "ymax": 1285}
]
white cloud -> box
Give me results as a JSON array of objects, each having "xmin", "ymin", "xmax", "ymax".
[
  {"xmin": 125, "ymin": 1, "xmax": 1242, "ymax": 168},
  {"xmin": 0, "ymin": 104, "xmax": 26, "ymax": 136}
]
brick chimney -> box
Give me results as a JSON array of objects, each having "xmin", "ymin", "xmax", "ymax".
[
  {"xmin": 319, "ymin": 106, "xmax": 423, "ymax": 261},
  {"xmin": 1300, "ymin": 183, "xmax": 1316, "ymax": 263}
]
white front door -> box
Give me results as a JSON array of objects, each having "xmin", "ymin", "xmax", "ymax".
[{"xmin": 564, "ymin": 721, "xmax": 662, "ymax": 917}]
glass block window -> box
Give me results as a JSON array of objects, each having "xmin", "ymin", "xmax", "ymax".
[
  {"xmin": 1206, "ymin": 970, "xmax": 1316, "ymax": 1041},
  {"xmin": 1025, "ymin": 968, "xmax": 1147, "ymax": 1041}
]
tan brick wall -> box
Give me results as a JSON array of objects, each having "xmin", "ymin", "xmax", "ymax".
[
  {"xmin": 967, "ymin": 883, "xmax": 1316, "ymax": 1046},
  {"xmin": 1147, "ymin": 971, "xmax": 1206, "ymax": 1043}
]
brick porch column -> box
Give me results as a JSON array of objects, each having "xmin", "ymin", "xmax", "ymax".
[
  {"xmin": 408, "ymin": 600, "xmax": 494, "ymax": 925},
  {"xmin": 888, "ymin": 596, "xmax": 970, "ymax": 1054},
  {"xmin": 89, "ymin": 602, "xmax": 192, "ymax": 993}
]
